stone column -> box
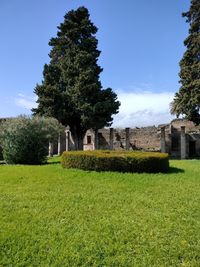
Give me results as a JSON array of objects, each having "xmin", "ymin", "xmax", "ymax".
[
  {"xmin": 160, "ymin": 127, "xmax": 166, "ymax": 153},
  {"xmin": 48, "ymin": 142, "xmax": 53, "ymax": 157},
  {"xmin": 181, "ymin": 126, "xmax": 186, "ymax": 159},
  {"xmin": 57, "ymin": 134, "xmax": 61, "ymax": 155},
  {"xmin": 94, "ymin": 129, "xmax": 98, "ymax": 150},
  {"xmin": 109, "ymin": 128, "xmax": 114, "ymax": 150},
  {"xmin": 125, "ymin": 128, "xmax": 130, "ymax": 150},
  {"xmin": 65, "ymin": 130, "xmax": 70, "ymax": 151}
]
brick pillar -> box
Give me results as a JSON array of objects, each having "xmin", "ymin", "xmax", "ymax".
[
  {"xmin": 125, "ymin": 128, "xmax": 130, "ymax": 150},
  {"xmin": 160, "ymin": 127, "xmax": 166, "ymax": 153},
  {"xmin": 48, "ymin": 142, "xmax": 53, "ymax": 157},
  {"xmin": 181, "ymin": 126, "xmax": 186, "ymax": 159},
  {"xmin": 57, "ymin": 134, "xmax": 61, "ymax": 155},
  {"xmin": 109, "ymin": 128, "xmax": 114, "ymax": 150},
  {"xmin": 94, "ymin": 129, "xmax": 98, "ymax": 150}
]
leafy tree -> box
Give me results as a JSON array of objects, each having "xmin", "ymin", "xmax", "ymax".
[
  {"xmin": 33, "ymin": 6, "xmax": 120, "ymax": 149},
  {"xmin": 0, "ymin": 116, "xmax": 64, "ymax": 164},
  {"xmin": 171, "ymin": 0, "xmax": 200, "ymax": 124}
]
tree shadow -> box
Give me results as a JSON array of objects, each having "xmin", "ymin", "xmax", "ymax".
[{"xmin": 167, "ymin": 166, "xmax": 184, "ymax": 174}]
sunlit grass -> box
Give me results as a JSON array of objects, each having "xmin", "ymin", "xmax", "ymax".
[{"xmin": 1, "ymin": 159, "xmax": 200, "ymax": 266}]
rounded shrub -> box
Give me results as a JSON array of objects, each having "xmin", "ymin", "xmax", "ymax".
[
  {"xmin": 61, "ymin": 150, "xmax": 169, "ymax": 173},
  {"xmin": 0, "ymin": 116, "xmax": 64, "ymax": 164}
]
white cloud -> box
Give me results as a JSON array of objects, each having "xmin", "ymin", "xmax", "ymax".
[
  {"xmin": 112, "ymin": 90, "xmax": 175, "ymax": 127},
  {"xmin": 15, "ymin": 94, "xmax": 37, "ymax": 110}
]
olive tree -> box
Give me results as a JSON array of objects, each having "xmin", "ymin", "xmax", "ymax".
[{"xmin": 0, "ymin": 116, "xmax": 64, "ymax": 164}]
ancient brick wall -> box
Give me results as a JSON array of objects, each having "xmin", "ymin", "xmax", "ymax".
[
  {"xmin": 96, "ymin": 126, "xmax": 162, "ymax": 151},
  {"xmin": 129, "ymin": 127, "xmax": 160, "ymax": 150}
]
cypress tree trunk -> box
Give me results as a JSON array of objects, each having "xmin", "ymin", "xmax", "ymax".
[
  {"xmin": 77, "ymin": 135, "xmax": 84, "ymax": 151},
  {"xmin": 71, "ymin": 125, "xmax": 85, "ymax": 150}
]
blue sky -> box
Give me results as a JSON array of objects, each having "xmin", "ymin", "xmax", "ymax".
[{"xmin": 0, "ymin": 0, "xmax": 190, "ymax": 126}]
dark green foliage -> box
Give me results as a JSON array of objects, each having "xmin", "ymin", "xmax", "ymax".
[
  {"xmin": 0, "ymin": 146, "xmax": 3, "ymax": 160},
  {"xmin": 0, "ymin": 116, "xmax": 64, "ymax": 164},
  {"xmin": 61, "ymin": 150, "xmax": 169, "ymax": 173},
  {"xmin": 171, "ymin": 0, "xmax": 200, "ymax": 124},
  {"xmin": 33, "ymin": 7, "xmax": 120, "ymax": 149}
]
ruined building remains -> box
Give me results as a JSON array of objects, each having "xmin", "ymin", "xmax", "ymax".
[{"xmin": 50, "ymin": 119, "xmax": 200, "ymax": 159}]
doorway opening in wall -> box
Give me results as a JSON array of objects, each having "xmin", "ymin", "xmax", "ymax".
[
  {"xmin": 87, "ymin": 136, "xmax": 92, "ymax": 144},
  {"xmin": 189, "ymin": 140, "xmax": 196, "ymax": 157},
  {"xmin": 171, "ymin": 135, "xmax": 179, "ymax": 152}
]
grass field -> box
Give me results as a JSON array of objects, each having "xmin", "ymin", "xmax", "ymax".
[{"xmin": 1, "ymin": 159, "xmax": 200, "ymax": 266}]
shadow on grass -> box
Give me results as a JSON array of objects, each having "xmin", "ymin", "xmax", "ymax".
[
  {"xmin": 168, "ymin": 166, "xmax": 184, "ymax": 174},
  {"xmin": 0, "ymin": 160, "xmax": 61, "ymax": 166},
  {"xmin": 47, "ymin": 161, "xmax": 61, "ymax": 165}
]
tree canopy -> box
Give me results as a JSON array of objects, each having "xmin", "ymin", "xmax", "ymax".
[
  {"xmin": 33, "ymin": 7, "xmax": 120, "ymax": 149},
  {"xmin": 171, "ymin": 0, "xmax": 200, "ymax": 124}
]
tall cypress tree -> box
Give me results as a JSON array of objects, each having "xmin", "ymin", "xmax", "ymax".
[
  {"xmin": 33, "ymin": 7, "xmax": 120, "ymax": 149},
  {"xmin": 171, "ymin": 0, "xmax": 200, "ymax": 124}
]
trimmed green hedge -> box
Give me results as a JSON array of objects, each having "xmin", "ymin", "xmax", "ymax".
[{"xmin": 61, "ymin": 150, "xmax": 169, "ymax": 173}]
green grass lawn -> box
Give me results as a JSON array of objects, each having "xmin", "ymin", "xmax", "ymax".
[{"xmin": 1, "ymin": 159, "xmax": 200, "ymax": 266}]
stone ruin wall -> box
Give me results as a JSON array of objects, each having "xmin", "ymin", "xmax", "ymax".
[
  {"xmin": 129, "ymin": 127, "xmax": 160, "ymax": 151},
  {"xmin": 93, "ymin": 126, "xmax": 162, "ymax": 151},
  {"xmin": 169, "ymin": 119, "xmax": 200, "ymax": 158},
  {"xmin": 83, "ymin": 119, "xmax": 200, "ymax": 158}
]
